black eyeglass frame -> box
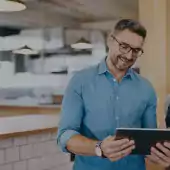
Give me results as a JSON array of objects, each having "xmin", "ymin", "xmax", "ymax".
[{"xmin": 111, "ymin": 35, "xmax": 144, "ymax": 58}]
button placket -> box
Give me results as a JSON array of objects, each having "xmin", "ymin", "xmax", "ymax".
[{"xmin": 113, "ymin": 82, "xmax": 120, "ymax": 128}]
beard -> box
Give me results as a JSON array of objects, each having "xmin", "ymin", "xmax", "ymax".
[{"xmin": 111, "ymin": 54, "xmax": 135, "ymax": 71}]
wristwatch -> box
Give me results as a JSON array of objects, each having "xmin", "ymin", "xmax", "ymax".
[{"xmin": 95, "ymin": 141, "xmax": 106, "ymax": 158}]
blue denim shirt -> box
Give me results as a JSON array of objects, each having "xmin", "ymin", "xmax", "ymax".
[{"xmin": 57, "ymin": 59, "xmax": 157, "ymax": 170}]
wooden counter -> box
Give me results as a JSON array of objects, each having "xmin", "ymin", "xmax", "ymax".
[
  {"xmin": 0, "ymin": 114, "xmax": 59, "ymax": 139},
  {"xmin": 0, "ymin": 104, "xmax": 61, "ymax": 117}
]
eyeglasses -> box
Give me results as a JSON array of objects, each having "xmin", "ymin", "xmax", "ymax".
[{"xmin": 111, "ymin": 35, "xmax": 144, "ymax": 57}]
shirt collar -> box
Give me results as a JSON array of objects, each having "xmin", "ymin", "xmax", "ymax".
[
  {"xmin": 125, "ymin": 68, "xmax": 134, "ymax": 79},
  {"xmin": 98, "ymin": 57, "xmax": 135, "ymax": 80},
  {"xmin": 98, "ymin": 58, "xmax": 107, "ymax": 75}
]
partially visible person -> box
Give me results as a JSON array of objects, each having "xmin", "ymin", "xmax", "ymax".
[
  {"xmin": 166, "ymin": 106, "xmax": 170, "ymax": 128},
  {"xmin": 146, "ymin": 96, "xmax": 170, "ymax": 169},
  {"xmin": 57, "ymin": 19, "xmax": 170, "ymax": 170},
  {"xmin": 165, "ymin": 95, "xmax": 170, "ymax": 128}
]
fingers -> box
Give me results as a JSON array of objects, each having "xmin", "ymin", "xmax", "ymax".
[
  {"xmin": 147, "ymin": 143, "xmax": 170, "ymax": 168},
  {"xmin": 109, "ymin": 144, "xmax": 135, "ymax": 162},
  {"xmin": 113, "ymin": 140, "xmax": 135, "ymax": 152},
  {"xmin": 151, "ymin": 147, "xmax": 168, "ymax": 162},
  {"xmin": 157, "ymin": 143, "xmax": 170, "ymax": 157},
  {"xmin": 101, "ymin": 136, "xmax": 135, "ymax": 162},
  {"xmin": 164, "ymin": 142, "xmax": 170, "ymax": 150},
  {"xmin": 152, "ymin": 146, "xmax": 170, "ymax": 163},
  {"xmin": 150, "ymin": 146, "xmax": 170, "ymax": 167},
  {"xmin": 102, "ymin": 138, "xmax": 130, "ymax": 156},
  {"xmin": 146, "ymin": 154, "xmax": 169, "ymax": 168},
  {"xmin": 113, "ymin": 138, "xmax": 131, "ymax": 147},
  {"xmin": 146, "ymin": 155, "xmax": 159, "ymax": 164},
  {"xmin": 149, "ymin": 153, "xmax": 169, "ymax": 167}
]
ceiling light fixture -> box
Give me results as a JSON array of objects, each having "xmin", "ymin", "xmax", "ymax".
[
  {"xmin": 0, "ymin": 0, "xmax": 26, "ymax": 12},
  {"xmin": 71, "ymin": 37, "xmax": 92, "ymax": 50},
  {"xmin": 12, "ymin": 45, "xmax": 38, "ymax": 55}
]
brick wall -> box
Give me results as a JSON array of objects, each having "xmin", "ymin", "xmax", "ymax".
[{"xmin": 0, "ymin": 131, "xmax": 73, "ymax": 170}]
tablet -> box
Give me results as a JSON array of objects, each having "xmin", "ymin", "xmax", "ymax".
[{"xmin": 115, "ymin": 128, "xmax": 170, "ymax": 155}]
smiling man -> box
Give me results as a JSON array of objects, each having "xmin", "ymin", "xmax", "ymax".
[{"xmin": 57, "ymin": 19, "xmax": 170, "ymax": 170}]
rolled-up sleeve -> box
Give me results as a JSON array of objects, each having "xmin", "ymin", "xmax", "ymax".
[
  {"xmin": 142, "ymin": 86, "xmax": 157, "ymax": 128},
  {"xmin": 57, "ymin": 73, "xmax": 84, "ymax": 152}
]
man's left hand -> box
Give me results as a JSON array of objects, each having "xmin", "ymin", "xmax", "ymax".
[{"xmin": 147, "ymin": 142, "xmax": 170, "ymax": 168}]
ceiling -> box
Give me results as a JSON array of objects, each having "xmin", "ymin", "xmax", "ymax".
[{"xmin": 0, "ymin": 0, "xmax": 138, "ymax": 29}]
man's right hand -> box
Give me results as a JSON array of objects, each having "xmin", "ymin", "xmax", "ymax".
[{"xmin": 101, "ymin": 136, "xmax": 135, "ymax": 162}]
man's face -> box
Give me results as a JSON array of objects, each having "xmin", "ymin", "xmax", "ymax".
[{"xmin": 107, "ymin": 29, "xmax": 144, "ymax": 71}]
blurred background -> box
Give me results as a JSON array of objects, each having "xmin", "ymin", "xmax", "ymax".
[
  {"xmin": 0, "ymin": 1, "xmax": 168, "ymax": 170},
  {"xmin": 0, "ymin": 0, "xmax": 140, "ymax": 106}
]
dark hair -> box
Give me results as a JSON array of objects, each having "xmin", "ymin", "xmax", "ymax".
[{"xmin": 114, "ymin": 19, "xmax": 147, "ymax": 39}]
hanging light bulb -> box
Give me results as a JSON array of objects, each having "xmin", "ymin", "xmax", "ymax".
[
  {"xmin": 0, "ymin": 0, "xmax": 26, "ymax": 12},
  {"xmin": 71, "ymin": 37, "xmax": 92, "ymax": 50},
  {"xmin": 12, "ymin": 45, "xmax": 38, "ymax": 55}
]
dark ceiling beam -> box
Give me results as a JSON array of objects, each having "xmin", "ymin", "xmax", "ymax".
[{"xmin": 0, "ymin": 9, "xmax": 79, "ymax": 28}]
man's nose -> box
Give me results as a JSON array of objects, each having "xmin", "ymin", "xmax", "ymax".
[{"xmin": 125, "ymin": 49, "xmax": 133, "ymax": 60}]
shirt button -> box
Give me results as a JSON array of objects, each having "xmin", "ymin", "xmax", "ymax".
[
  {"xmin": 116, "ymin": 116, "xmax": 119, "ymax": 120},
  {"xmin": 116, "ymin": 96, "xmax": 119, "ymax": 100},
  {"xmin": 113, "ymin": 79, "xmax": 116, "ymax": 82}
]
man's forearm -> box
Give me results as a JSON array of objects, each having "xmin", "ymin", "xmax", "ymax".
[{"xmin": 66, "ymin": 134, "xmax": 98, "ymax": 156}]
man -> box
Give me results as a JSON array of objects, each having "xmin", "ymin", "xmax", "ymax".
[{"xmin": 57, "ymin": 19, "xmax": 170, "ymax": 170}]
